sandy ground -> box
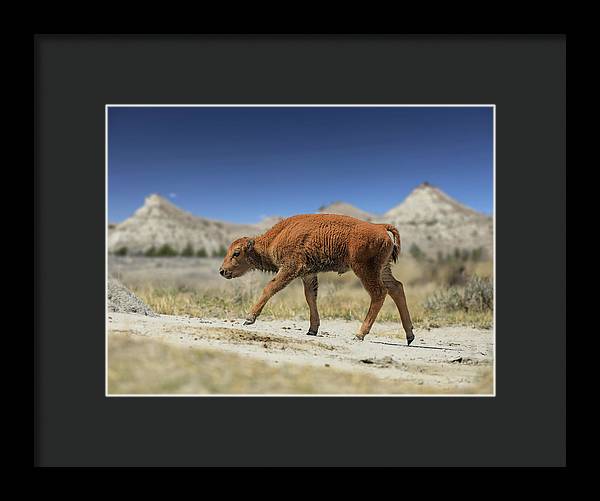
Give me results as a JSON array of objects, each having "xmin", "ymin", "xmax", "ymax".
[{"xmin": 108, "ymin": 312, "xmax": 494, "ymax": 394}]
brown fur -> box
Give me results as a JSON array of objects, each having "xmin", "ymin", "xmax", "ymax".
[{"xmin": 219, "ymin": 214, "xmax": 414, "ymax": 343}]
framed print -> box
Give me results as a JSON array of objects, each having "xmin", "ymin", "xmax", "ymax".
[{"xmin": 35, "ymin": 34, "xmax": 566, "ymax": 467}]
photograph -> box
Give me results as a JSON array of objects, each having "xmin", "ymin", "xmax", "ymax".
[{"xmin": 106, "ymin": 105, "xmax": 495, "ymax": 396}]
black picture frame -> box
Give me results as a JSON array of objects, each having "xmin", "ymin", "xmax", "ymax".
[{"xmin": 34, "ymin": 34, "xmax": 566, "ymax": 467}]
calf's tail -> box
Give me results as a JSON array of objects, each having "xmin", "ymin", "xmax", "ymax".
[{"xmin": 383, "ymin": 224, "xmax": 401, "ymax": 263}]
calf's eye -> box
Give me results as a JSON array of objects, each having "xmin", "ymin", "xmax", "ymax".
[{"xmin": 233, "ymin": 251, "xmax": 240, "ymax": 257}]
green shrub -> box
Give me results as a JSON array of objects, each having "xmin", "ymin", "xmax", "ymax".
[
  {"xmin": 446, "ymin": 264, "xmax": 467, "ymax": 286},
  {"xmin": 144, "ymin": 246, "xmax": 157, "ymax": 257},
  {"xmin": 409, "ymin": 243, "xmax": 426, "ymax": 261},
  {"xmin": 463, "ymin": 275, "xmax": 494, "ymax": 311},
  {"xmin": 436, "ymin": 247, "xmax": 486, "ymax": 264},
  {"xmin": 196, "ymin": 248, "xmax": 208, "ymax": 258},
  {"xmin": 470, "ymin": 247, "xmax": 485, "ymax": 262},
  {"xmin": 156, "ymin": 244, "xmax": 178, "ymax": 257},
  {"xmin": 424, "ymin": 287, "xmax": 464, "ymax": 312},
  {"xmin": 115, "ymin": 246, "xmax": 128, "ymax": 256},
  {"xmin": 212, "ymin": 245, "xmax": 227, "ymax": 258},
  {"xmin": 424, "ymin": 276, "xmax": 493, "ymax": 313},
  {"xmin": 180, "ymin": 243, "xmax": 194, "ymax": 257}
]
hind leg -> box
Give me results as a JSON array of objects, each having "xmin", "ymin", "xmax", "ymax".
[
  {"xmin": 353, "ymin": 264, "xmax": 387, "ymax": 341},
  {"xmin": 302, "ymin": 274, "xmax": 320, "ymax": 335},
  {"xmin": 382, "ymin": 263, "xmax": 415, "ymax": 345}
]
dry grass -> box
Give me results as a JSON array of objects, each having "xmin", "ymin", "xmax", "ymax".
[
  {"xmin": 131, "ymin": 258, "xmax": 493, "ymax": 329},
  {"xmin": 108, "ymin": 332, "xmax": 493, "ymax": 395}
]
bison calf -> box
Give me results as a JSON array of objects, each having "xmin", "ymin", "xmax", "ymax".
[{"xmin": 219, "ymin": 214, "xmax": 414, "ymax": 344}]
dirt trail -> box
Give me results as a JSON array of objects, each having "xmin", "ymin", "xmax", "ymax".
[{"xmin": 108, "ymin": 313, "xmax": 494, "ymax": 394}]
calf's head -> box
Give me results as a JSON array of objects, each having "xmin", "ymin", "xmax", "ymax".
[{"xmin": 219, "ymin": 237, "xmax": 254, "ymax": 279}]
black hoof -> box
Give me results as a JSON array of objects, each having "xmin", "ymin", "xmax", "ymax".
[
  {"xmin": 243, "ymin": 318, "xmax": 256, "ymax": 326},
  {"xmin": 306, "ymin": 330, "xmax": 318, "ymax": 336},
  {"xmin": 407, "ymin": 333, "xmax": 415, "ymax": 346}
]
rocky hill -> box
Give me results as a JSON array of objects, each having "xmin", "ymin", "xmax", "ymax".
[
  {"xmin": 381, "ymin": 183, "xmax": 492, "ymax": 259},
  {"xmin": 317, "ymin": 201, "xmax": 377, "ymax": 221},
  {"xmin": 107, "ymin": 194, "xmax": 256, "ymax": 255},
  {"xmin": 316, "ymin": 183, "xmax": 492, "ymax": 259},
  {"xmin": 109, "ymin": 184, "xmax": 492, "ymax": 259},
  {"xmin": 254, "ymin": 215, "xmax": 285, "ymax": 231}
]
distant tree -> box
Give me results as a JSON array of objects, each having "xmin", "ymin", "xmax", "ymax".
[
  {"xmin": 156, "ymin": 244, "xmax": 177, "ymax": 257},
  {"xmin": 144, "ymin": 246, "xmax": 157, "ymax": 257},
  {"xmin": 212, "ymin": 245, "xmax": 227, "ymax": 258},
  {"xmin": 409, "ymin": 243, "xmax": 425, "ymax": 261},
  {"xmin": 115, "ymin": 246, "xmax": 128, "ymax": 256},
  {"xmin": 461, "ymin": 249, "xmax": 470, "ymax": 262},
  {"xmin": 196, "ymin": 248, "xmax": 208, "ymax": 258},
  {"xmin": 471, "ymin": 247, "xmax": 484, "ymax": 262},
  {"xmin": 180, "ymin": 243, "xmax": 194, "ymax": 257},
  {"xmin": 454, "ymin": 248, "xmax": 461, "ymax": 260}
]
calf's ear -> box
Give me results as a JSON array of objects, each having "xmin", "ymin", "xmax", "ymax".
[{"xmin": 246, "ymin": 238, "xmax": 255, "ymax": 251}]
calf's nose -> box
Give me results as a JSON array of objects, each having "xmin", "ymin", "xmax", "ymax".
[{"xmin": 219, "ymin": 268, "xmax": 225, "ymax": 276}]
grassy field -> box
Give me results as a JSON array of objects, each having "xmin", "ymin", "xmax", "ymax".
[
  {"xmin": 126, "ymin": 257, "xmax": 494, "ymax": 329},
  {"xmin": 108, "ymin": 331, "xmax": 493, "ymax": 395}
]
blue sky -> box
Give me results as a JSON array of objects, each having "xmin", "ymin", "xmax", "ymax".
[{"xmin": 108, "ymin": 106, "xmax": 493, "ymax": 224}]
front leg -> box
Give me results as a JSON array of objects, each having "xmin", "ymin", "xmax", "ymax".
[
  {"xmin": 244, "ymin": 268, "xmax": 298, "ymax": 325},
  {"xmin": 302, "ymin": 274, "xmax": 320, "ymax": 335}
]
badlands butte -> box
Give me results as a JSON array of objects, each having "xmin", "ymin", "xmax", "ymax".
[{"xmin": 108, "ymin": 182, "xmax": 493, "ymax": 259}]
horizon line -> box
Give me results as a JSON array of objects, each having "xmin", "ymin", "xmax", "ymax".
[{"xmin": 108, "ymin": 183, "xmax": 492, "ymax": 225}]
